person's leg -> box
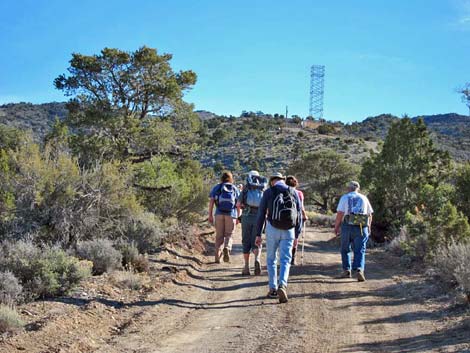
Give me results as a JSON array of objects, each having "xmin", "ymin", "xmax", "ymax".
[
  {"xmin": 214, "ymin": 215, "xmax": 225, "ymax": 262},
  {"xmin": 249, "ymin": 220, "xmax": 262, "ymax": 275},
  {"xmin": 241, "ymin": 218, "xmax": 251, "ymax": 272},
  {"xmin": 223, "ymin": 215, "xmax": 235, "ymax": 252},
  {"xmin": 340, "ymin": 224, "xmax": 353, "ymax": 271},
  {"xmin": 277, "ymin": 228, "xmax": 295, "ymax": 303},
  {"xmin": 278, "ymin": 229, "xmax": 295, "ymax": 288},
  {"xmin": 266, "ymin": 223, "xmax": 280, "ymax": 291},
  {"xmin": 352, "ymin": 226, "xmax": 369, "ymax": 272}
]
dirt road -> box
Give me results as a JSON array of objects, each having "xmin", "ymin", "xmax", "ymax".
[{"xmin": 2, "ymin": 226, "xmax": 469, "ymax": 353}]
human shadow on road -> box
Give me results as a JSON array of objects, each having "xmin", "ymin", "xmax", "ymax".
[
  {"xmin": 171, "ymin": 278, "xmax": 268, "ymax": 292},
  {"xmin": 126, "ymin": 295, "xmax": 277, "ymax": 310},
  {"xmin": 343, "ymin": 318, "xmax": 470, "ymax": 353}
]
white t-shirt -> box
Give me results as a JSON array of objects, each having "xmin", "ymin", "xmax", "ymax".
[{"xmin": 337, "ymin": 191, "xmax": 373, "ymax": 215}]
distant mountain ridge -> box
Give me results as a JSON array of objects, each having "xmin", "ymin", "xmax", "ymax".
[
  {"xmin": 0, "ymin": 102, "xmax": 67, "ymax": 138},
  {"xmin": 0, "ymin": 102, "xmax": 469, "ymax": 161}
]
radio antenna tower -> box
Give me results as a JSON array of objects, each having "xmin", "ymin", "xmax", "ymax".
[{"xmin": 309, "ymin": 65, "xmax": 325, "ymax": 119}]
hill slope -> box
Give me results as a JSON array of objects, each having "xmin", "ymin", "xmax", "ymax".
[
  {"xmin": 1, "ymin": 103, "xmax": 469, "ymax": 170},
  {"xmin": 0, "ymin": 102, "xmax": 67, "ymax": 139}
]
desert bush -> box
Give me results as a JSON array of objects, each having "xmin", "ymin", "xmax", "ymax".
[
  {"xmin": 0, "ymin": 305, "xmax": 24, "ymax": 333},
  {"xmin": 118, "ymin": 242, "xmax": 139, "ymax": 270},
  {"xmin": 0, "ymin": 140, "xmax": 143, "ymax": 245},
  {"xmin": 305, "ymin": 211, "xmax": 336, "ymax": 227},
  {"xmin": 133, "ymin": 156, "xmax": 206, "ymax": 219},
  {"xmin": 0, "ymin": 271, "xmax": 22, "ymax": 305},
  {"xmin": 0, "ymin": 241, "xmax": 90, "ymax": 299},
  {"xmin": 131, "ymin": 255, "xmax": 150, "ymax": 273},
  {"xmin": 124, "ymin": 212, "xmax": 165, "ymax": 253},
  {"xmin": 76, "ymin": 239, "xmax": 122, "ymax": 275},
  {"xmin": 110, "ymin": 271, "xmax": 143, "ymax": 290},
  {"xmin": 403, "ymin": 185, "xmax": 470, "ymax": 260},
  {"xmin": 436, "ymin": 242, "xmax": 470, "ymax": 301}
]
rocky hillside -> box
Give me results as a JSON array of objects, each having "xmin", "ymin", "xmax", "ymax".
[
  {"xmin": 0, "ymin": 102, "xmax": 67, "ymax": 139},
  {"xmin": 1, "ymin": 102, "xmax": 469, "ymax": 171}
]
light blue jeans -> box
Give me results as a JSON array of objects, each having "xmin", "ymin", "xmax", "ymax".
[{"xmin": 266, "ymin": 222, "xmax": 295, "ymax": 290}]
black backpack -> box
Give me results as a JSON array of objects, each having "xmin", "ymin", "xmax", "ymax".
[{"xmin": 271, "ymin": 186, "xmax": 298, "ymax": 230}]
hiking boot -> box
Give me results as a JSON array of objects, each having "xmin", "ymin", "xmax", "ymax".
[
  {"xmin": 254, "ymin": 260, "xmax": 261, "ymax": 276},
  {"xmin": 278, "ymin": 285, "xmax": 288, "ymax": 303},
  {"xmin": 340, "ymin": 270, "xmax": 352, "ymax": 278},
  {"xmin": 357, "ymin": 270, "xmax": 366, "ymax": 282},
  {"xmin": 223, "ymin": 247, "xmax": 230, "ymax": 263},
  {"xmin": 241, "ymin": 267, "xmax": 251, "ymax": 276},
  {"xmin": 267, "ymin": 289, "xmax": 278, "ymax": 298}
]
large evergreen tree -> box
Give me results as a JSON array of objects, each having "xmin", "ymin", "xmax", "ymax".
[
  {"xmin": 54, "ymin": 46, "xmax": 199, "ymax": 164},
  {"xmin": 361, "ymin": 117, "xmax": 451, "ymax": 234},
  {"xmin": 289, "ymin": 150, "xmax": 359, "ymax": 211}
]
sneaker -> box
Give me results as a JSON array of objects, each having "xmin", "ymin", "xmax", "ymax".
[
  {"xmin": 241, "ymin": 267, "xmax": 251, "ymax": 276},
  {"xmin": 254, "ymin": 260, "xmax": 261, "ymax": 276},
  {"xmin": 214, "ymin": 258, "xmax": 221, "ymax": 264},
  {"xmin": 267, "ymin": 289, "xmax": 278, "ymax": 298},
  {"xmin": 223, "ymin": 248, "xmax": 230, "ymax": 262},
  {"xmin": 278, "ymin": 285, "xmax": 288, "ymax": 303},
  {"xmin": 357, "ymin": 270, "xmax": 366, "ymax": 282},
  {"xmin": 340, "ymin": 270, "xmax": 352, "ymax": 278}
]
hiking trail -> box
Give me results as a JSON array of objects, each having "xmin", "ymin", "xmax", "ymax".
[{"xmin": 2, "ymin": 226, "xmax": 469, "ymax": 353}]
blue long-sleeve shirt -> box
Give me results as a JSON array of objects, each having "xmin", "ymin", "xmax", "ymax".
[{"xmin": 256, "ymin": 182, "xmax": 303, "ymax": 238}]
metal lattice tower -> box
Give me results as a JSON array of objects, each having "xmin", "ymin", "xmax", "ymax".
[{"xmin": 309, "ymin": 65, "xmax": 325, "ymax": 119}]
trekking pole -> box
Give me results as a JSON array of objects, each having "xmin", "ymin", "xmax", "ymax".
[{"xmin": 301, "ymin": 224, "xmax": 306, "ymax": 266}]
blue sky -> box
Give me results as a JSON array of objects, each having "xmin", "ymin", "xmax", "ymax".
[{"xmin": 1, "ymin": 0, "xmax": 469, "ymax": 122}]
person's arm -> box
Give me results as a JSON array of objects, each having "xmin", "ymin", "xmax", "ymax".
[
  {"xmin": 294, "ymin": 192, "xmax": 302, "ymax": 239},
  {"xmin": 255, "ymin": 190, "xmax": 270, "ymax": 246},
  {"xmin": 236, "ymin": 204, "xmax": 242, "ymax": 224},
  {"xmin": 334, "ymin": 211, "xmax": 344, "ymax": 236},
  {"xmin": 208, "ymin": 198, "xmax": 215, "ymax": 225},
  {"xmin": 368, "ymin": 214, "xmax": 373, "ymax": 230}
]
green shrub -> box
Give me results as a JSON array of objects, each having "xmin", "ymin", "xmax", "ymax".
[
  {"xmin": 0, "ymin": 305, "xmax": 24, "ymax": 333},
  {"xmin": 403, "ymin": 185, "xmax": 470, "ymax": 260},
  {"xmin": 0, "ymin": 271, "xmax": 22, "ymax": 304},
  {"xmin": 76, "ymin": 239, "xmax": 122, "ymax": 275},
  {"xmin": 0, "ymin": 241, "xmax": 90, "ymax": 299},
  {"xmin": 33, "ymin": 248, "xmax": 92, "ymax": 298},
  {"xmin": 125, "ymin": 212, "xmax": 165, "ymax": 253}
]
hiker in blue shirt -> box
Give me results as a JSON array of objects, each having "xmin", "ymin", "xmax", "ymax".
[
  {"xmin": 208, "ymin": 171, "xmax": 241, "ymax": 263},
  {"xmin": 255, "ymin": 172, "xmax": 303, "ymax": 303}
]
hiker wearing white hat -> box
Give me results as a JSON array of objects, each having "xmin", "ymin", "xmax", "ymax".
[{"xmin": 238, "ymin": 170, "xmax": 268, "ymax": 276}]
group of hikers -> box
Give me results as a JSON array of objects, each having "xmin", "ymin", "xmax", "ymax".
[{"xmin": 208, "ymin": 170, "xmax": 373, "ymax": 304}]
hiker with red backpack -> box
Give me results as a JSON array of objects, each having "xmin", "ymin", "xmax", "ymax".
[
  {"xmin": 285, "ymin": 175, "xmax": 308, "ymax": 265},
  {"xmin": 208, "ymin": 171, "xmax": 241, "ymax": 263},
  {"xmin": 255, "ymin": 172, "xmax": 303, "ymax": 303},
  {"xmin": 238, "ymin": 170, "xmax": 268, "ymax": 276}
]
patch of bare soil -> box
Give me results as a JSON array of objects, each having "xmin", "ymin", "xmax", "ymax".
[{"xmin": 1, "ymin": 226, "xmax": 469, "ymax": 353}]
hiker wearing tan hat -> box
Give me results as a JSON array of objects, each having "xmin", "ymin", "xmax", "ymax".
[
  {"xmin": 255, "ymin": 172, "xmax": 303, "ymax": 303},
  {"xmin": 334, "ymin": 181, "xmax": 373, "ymax": 282}
]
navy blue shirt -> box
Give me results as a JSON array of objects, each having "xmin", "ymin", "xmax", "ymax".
[{"xmin": 256, "ymin": 181, "xmax": 303, "ymax": 238}]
